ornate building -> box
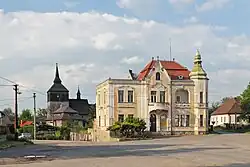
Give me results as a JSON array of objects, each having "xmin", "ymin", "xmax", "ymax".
[
  {"xmin": 46, "ymin": 63, "xmax": 94, "ymax": 127},
  {"xmin": 95, "ymin": 50, "xmax": 209, "ymax": 140}
]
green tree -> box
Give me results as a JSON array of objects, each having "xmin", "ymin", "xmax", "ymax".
[
  {"xmin": 19, "ymin": 109, "xmax": 33, "ymax": 121},
  {"xmin": 239, "ymin": 83, "xmax": 250, "ymax": 122},
  {"xmin": 87, "ymin": 104, "xmax": 96, "ymax": 128},
  {"xmin": 37, "ymin": 108, "xmax": 47, "ymax": 117},
  {"xmin": 108, "ymin": 117, "xmax": 146, "ymax": 138}
]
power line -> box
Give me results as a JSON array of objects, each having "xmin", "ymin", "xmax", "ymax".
[{"xmin": 0, "ymin": 97, "xmax": 33, "ymax": 107}]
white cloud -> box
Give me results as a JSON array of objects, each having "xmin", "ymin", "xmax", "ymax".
[
  {"xmin": 0, "ymin": 10, "xmax": 249, "ymax": 110},
  {"xmin": 184, "ymin": 16, "xmax": 198, "ymax": 23},
  {"xmin": 196, "ymin": 0, "xmax": 231, "ymax": 12},
  {"xmin": 121, "ymin": 56, "xmax": 143, "ymax": 65},
  {"xmin": 91, "ymin": 32, "xmax": 118, "ymax": 50},
  {"xmin": 169, "ymin": 0, "xmax": 194, "ymax": 4}
]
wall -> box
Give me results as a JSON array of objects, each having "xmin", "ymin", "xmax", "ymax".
[{"xmin": 210, "ymin": 114, "xmax": 243, "ymax": 126}]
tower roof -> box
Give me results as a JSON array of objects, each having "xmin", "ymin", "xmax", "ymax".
[
  {"xmin": 77, "ymin": 86, "xmax": 81, "ymax": 99},
  {"xmin": 47, "ymin": 63, "xmax": 69, "ymax": 93},
  {"xmin": 190, "ymin": 49, "xmax": 207, "ymax": 77}
]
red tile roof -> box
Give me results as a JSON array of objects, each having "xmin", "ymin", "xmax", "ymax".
[
  {"xmin": 137, "ymin": 60, "xmax": 190, "ymax": 81},
  {"xmin": 20, "ymin": 120, "xmax": 33, "ymax": 127},
  {"xmin": 211, "ymin": 98, "xmax": 242, "ymax": 116}
]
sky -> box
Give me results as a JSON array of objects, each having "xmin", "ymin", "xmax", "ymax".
[{"xmin": 0, "ymin": 0, "xmax": 249, "ymax": 113}]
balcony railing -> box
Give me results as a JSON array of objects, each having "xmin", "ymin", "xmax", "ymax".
[
  {"xmin": 148, "ymin": 102, "xmax": 169, "ymax": 111},
  {"xmin": 175, "ymin": 102, "xmax": 190, "ymax": 108}
]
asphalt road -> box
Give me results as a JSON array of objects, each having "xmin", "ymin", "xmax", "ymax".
[{"xmin": 1, "ymin": 134, "xmax": 250, "ymax": 167}]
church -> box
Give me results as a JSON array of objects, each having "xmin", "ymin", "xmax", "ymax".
[{"xmin": 46, "ymin": 63, "xmax": 94, "ymax": 127}]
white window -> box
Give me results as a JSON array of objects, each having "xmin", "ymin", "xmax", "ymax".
[{"xmin": 151, "ymin": 91, "xmax": 157, "ymax": 102}]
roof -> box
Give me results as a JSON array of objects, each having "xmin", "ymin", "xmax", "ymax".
[
  {"xmin": 20, "ymin": 120, "xmax": 33, "ymax": 127},
  {"xmin": 47, "ymin": 83, "xmax": 69, "ymax": 93},
  {"xmin": 53, "ymin": 105, "xmax": 79, "ymax": 114},
  {"xmin": 69, "ymin": 99, "xmax": 90, "ymax": 116},
  {"xmin": 211, "ymin": 98, "xmax": 242, "ymax": 116},
  {"xmin": 0, "ymin": 111, "xmax": 12, "ymax": 126},
  {"xmin": 47, "ymin": 63, "xmax": 69, "ymax": 93},
  {"xmin": 137, "ymin": 60, "xmax": 191, "ymax": 81}
]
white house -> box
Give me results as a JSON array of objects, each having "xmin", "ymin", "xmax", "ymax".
[{"xmin": 210, "ymin": 98, "xmax": 242, "ymax": 126}]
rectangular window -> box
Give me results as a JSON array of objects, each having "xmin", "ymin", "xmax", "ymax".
[
  {"xmin": 186, "ymin": 115, "xmax": 190, "ymax": 127},
  {"xmin": 99, "ymin": 116, "xmax": 101, "ymax": 126},
  {"xmin": 104, "ymin": 115, "xmax": 106, "ymax": 126},
  {"xmin": 104, "ymin": 92, "xmax": 106, "ymax": 104},
  {"xmin": 128, "ymin": 90, "xmax": 134, "ymax": 103},
  {"xmin": 200, "ymin": 115, "xmax": 204, "ymax": 127},
  {"xmin": 224, "ymin": 117, "xmax": 226, "ymax": 122},
  {"xmin": 118, "ymin": 114, "xmax": 124, "ymax": 122},
  {"xmin": 180, "ymin": 115, "xmax": 185, "ymax": 127},
  {"xmin": 128, "ymin": 114, "xmax": 133, "ymax": 120},
  {"xmin": 221, "ymin": 117, "xmax": 223, "ymax": 122},
  {"xmin": 160, "ymin": 91, "xmax": 165, "ymax": 103},
  {"xmin": 175, "ymin": 115, "xmax": 179, "ymax": 127},
  {"xmin": 200, "ymin": 92, "xmax": 203, "ymax": 103},
  {"xmin": 151, "ymin": 91, "xmax": 157, "ymax": 102},
  {"xmin": 98, "ymin": 94, "xmax": 100, "ymax": 105},
  {"xmin": 176, "ymin": 96, "xmax": 181, "ymax": 103},
  {"xmin": 118, "ymin": 90, "xmax": 124, "ymax": 103}
]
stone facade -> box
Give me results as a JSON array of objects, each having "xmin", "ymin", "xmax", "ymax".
[{"xmin": 95, "ymin": 50, "xmax": 209, "ymax": 140}]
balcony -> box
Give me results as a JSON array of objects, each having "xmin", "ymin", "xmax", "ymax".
[
  {"xmin": 148, "ymin": 102, "xmax": 169, "ymax": 111},
  {"xmin": 117, "ymin": 102, "xmax": 136, "ymax": 108},
  {"xmin": 175, "ymin": 102, "xmax": 190, "ymax": 108}
]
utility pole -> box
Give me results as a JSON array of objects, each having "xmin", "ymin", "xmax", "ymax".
[
  {"xmin": 170, "ymin": 80, "xmax": 173, "ymax": 135},
  {"xmin": 13, "ymin": 84, "xmax": 19, "ymax": 140},
  {"xmin": 33, "ymin": 93, "xmax": 36, "ymax": 140}
]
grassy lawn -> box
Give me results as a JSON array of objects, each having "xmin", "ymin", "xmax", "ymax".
[{"xmin": 0, "ymin": 140, "xmax": 34, "ymax": 150}]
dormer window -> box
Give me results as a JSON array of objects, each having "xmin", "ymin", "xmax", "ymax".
[
  {"xmin": 177, "ymin": 75, "xmax": 184, "ymax": 80},
  {"xmin": 156, "ymin": 72, "xmax": 160, "ymax": 80}
]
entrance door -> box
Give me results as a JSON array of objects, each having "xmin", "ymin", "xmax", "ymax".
[{"xmin": 150, "ymin": 114, "xmax": 156, "ymax": 132}]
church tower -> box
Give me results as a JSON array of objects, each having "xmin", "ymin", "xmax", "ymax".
[
  {"xmin": 77, "ymin": 86, "xmax": 81, "ymax": 100},
  {"xmin": 189, "ymin": 50, "xmax": 209, "ymax": 135},
  {"xmin": 47, "ymin": 63, "xmax": 69, "ymax": 110}
]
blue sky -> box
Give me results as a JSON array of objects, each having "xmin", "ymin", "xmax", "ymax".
[
  {"xmin": 0, "ymin": 0, "xmax": 249, "ymax": 35},
  {"xmin": 0, "ymin": 0, "xmax": 249, "ymax": 111}
]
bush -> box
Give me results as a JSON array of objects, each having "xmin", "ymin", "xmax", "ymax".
[{"xmin": 108, "ymin": 117, "xmax": 147, "ymax": 139}]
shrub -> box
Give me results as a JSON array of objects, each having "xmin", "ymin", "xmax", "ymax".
[{"xmin": 108, "ymin": 117, "xmax": 147, "ymax": 139}]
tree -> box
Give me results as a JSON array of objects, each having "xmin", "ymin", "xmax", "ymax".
[
  {"xmin": 19, "ymin": 109, "xmax": 33, "ymax": 121},
  {"xmin": 239, "ymin": 83, "xmax": 250, "ymax": 122},
  {"xmin": 107, "ymin": 117, "xmax": 147, "ymax": 138},
  {"xmin": 87, "ymin": 104, "xmax": 96, "ymax": 128},
  {"xmin": 3, "ymin": 108, "xmax": 15, "ymax": 122},
  {"xmin": 37, "ymin": 108, "xmax": 47, "ymax": 117}
]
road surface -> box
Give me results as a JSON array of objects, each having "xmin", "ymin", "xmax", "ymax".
[{"xmin": 1, "ymin": 134, "xmax": 250, "ymax": 167}]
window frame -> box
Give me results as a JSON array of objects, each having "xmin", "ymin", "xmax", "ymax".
[
  {"xmin": 151, "ymin": 91, "xmax": 157, "ymax": 103},
  {"xmin": 128, "ymin": 90, "xmax": 134, "ymax": 103},
  {"xmin": 118, "ymin": 90, "xmax": 124, "ymax": 103}
]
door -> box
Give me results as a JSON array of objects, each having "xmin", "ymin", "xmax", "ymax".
[{"xmin": 150, "ymin": 114, "xmax": 156, "ymax": 132}]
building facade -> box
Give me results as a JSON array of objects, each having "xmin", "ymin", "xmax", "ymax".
[
  {"xmin": 46, "ymin": 63, "xmax": 94, "ymax": 127},
  {"xmin": 210, "ymin": 98, "xmax": 244, "ymax": 127},
  {"xmin": 96, "ymin": 50, "xmax": 209, "ymax": 136}
]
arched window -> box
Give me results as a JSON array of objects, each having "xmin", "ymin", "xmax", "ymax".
[{"xmin": 156, "ymin": 72, "xmax": 160, "ymax": 80}]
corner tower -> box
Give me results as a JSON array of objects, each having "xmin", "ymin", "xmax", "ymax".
[
  {"xmin": 189, "ymin": 50, "xmax": 209, "ymax": 135},
  {"xmin": 47, "ymin": 63, "xmax": 69, "ymax": 110}
]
